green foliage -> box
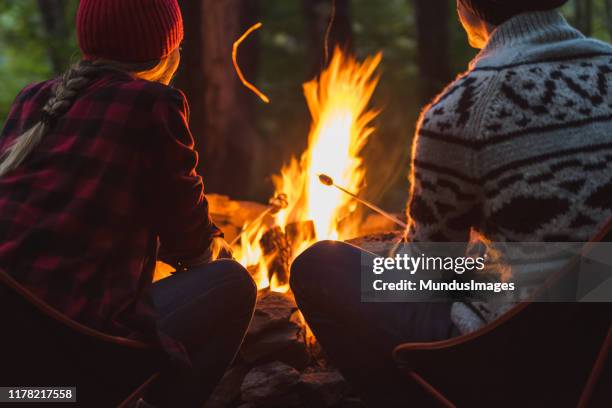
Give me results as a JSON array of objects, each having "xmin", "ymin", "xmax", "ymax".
[{"xmin": 0, "ymin": 0, "xmax": 78, "ymax": 126}]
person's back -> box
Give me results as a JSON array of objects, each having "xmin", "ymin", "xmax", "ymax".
[
  {"xmin": 408, "ymin": 10, "xmax": 612, "ymax": 246},
  {"xmin": 0, "ymin": 71, "xmax": 202, "ymax": 340},
  {"xmin": 408, "ymin": 7, "xmax": 612, "ymax": 333}
]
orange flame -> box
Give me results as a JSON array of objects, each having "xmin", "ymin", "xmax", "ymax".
[{"xmin": 232, "ymin": 48, "xmax": 382, "ymax": 291}]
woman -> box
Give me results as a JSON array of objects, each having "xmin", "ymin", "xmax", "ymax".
[{"xmin": 0, "ymin": 0, "xmax": 256, "ymax": 406}]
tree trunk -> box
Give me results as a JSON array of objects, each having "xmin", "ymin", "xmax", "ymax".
[
  {"xmin": 175, "ymin": 0, "xmax": 206, "ymax": 162},
  {"xmin": 604, "ymin": 0, "xmax": 612, "ymax": 38},
  {"xmin": 175, "ymin": 0, "xmax": 261, "ymax": 199},
  {"xmin": 302, "ymin": 0, "xmax": 353, "ymax": 77},
  {"xmin": 413, "ymin": 0, "xmax": 452, "ymax": 104},
  {"xmin": 574, "ymin": 0, "xmax": 593, "ymax": 36},
  {"xmin": 37, "ymin": 0, "xmax": 70, "ymax": 74}
]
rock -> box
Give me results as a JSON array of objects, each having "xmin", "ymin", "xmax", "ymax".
[
  {"xmin": 241, "ymin": 319, "xmax": 310, "ymax": 369},
  {"xmin": 346, "ymin": 231, "xmax": 404, "ymax": 256},
  {"xmin": 335, "ymin": 397, "xmax": 367, "ymax": 408},
  {"xmin": 206, "ymin": 194, "xmax": 273, "ymax": 244},
  {"xmin": 246, "ymin": 291, "xmax": 298, "ymax": 338},
  {"xmin": 299, "ymin": 370, "xmax": 350, "ymax": 407},
  {"xmin": 241, "ymin": 361, "xmax": 301, "ymax": 403},
  {"xmin": 240, "ymin": 291, "xmax": 310, "ymax": 369},
  {"xmin": 203, "ymin": 365, "xmax": 249, "ymax": 408}
]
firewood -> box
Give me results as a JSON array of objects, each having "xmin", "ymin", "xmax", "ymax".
[{"xmin": 260, "ymin": 226, "xmax": 291, "ymax": 285}]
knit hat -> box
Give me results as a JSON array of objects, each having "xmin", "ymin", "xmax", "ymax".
[
  {"xmin": 459, "ymin": 0, "xmax": 569, "ymax": 25},
  {"xmin": 77, "ymin": 0, "xmax": 184, "ymax": 63}
]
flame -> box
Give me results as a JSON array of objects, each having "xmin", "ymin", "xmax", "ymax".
[
  {"xmin": 281, "ymin": 48, "xmax": 381, "ymax": 240},
  {"xmin": 232, "ymin": 48, "xmax": 382, "ymax": 291}
]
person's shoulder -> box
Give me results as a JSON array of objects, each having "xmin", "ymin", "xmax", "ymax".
[
  {"xmin": 108, "ymin": 78, "xmax": 189, "ymax": 117},
  {"xmin": 114, "ymin": 77, "xmax": 180, "ymax": 100},
  {"xmin": 478, "ymin": 50, "xmax": 612, "ymax": 138},
  {"xmin": 417, "ymin": 68, "xmax": 498, "ymax": 141},
  {"xmin": 13, "ymin": 79, "xmax": 55, "ymax": 105}
]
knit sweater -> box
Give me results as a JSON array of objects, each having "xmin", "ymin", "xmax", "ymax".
[{"xmin": 407, "ymin": 11, "xmax": 612, "ymax": 333}]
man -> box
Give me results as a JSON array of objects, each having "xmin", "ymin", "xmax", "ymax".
[{"xmin": 291, "ymin": 1, "xmax": 612, "ymax": 406}]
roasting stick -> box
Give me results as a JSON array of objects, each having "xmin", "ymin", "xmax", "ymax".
[
  {"xmin": 229, "ymin": 194, "xmax": 288, "ymax": 247},
  {"xmin": 318, "ymin": 174, "xmax": 407, "ymax": 229}
]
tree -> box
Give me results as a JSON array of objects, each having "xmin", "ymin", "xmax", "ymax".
[
  {"xmin": 413, "ymin": 0, "xmax": 452, "ymax": 104},
  {"xmin": 302, "ymin": 0, "xmax": 353, "ymax": 76},
  {"xmin": 36, "ymin": 0, "xmax": 71, "ymax": 74},
  {"xmin": 175, "ymin": 0, "xmax": 262, "ymax": 199},
  {"xmin": 574, "ymin": 0, "xmax": 593, "ymax": 36},
  {"xmin": 604, "ymin": 0, "xmax": 612, "ymax": 38}
]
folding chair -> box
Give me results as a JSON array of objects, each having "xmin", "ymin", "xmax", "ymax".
[
  {"xmin": 393, "ymin": 219, "xmax": 612, "ymax": 408},
  {"xmin": 0, "ymin": 270, "xmax": 166, "ymax": 407}
]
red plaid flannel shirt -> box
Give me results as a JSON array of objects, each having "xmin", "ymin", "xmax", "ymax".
[{"xmin": 0, "ymin": 71, "xmax": 221, "ymax": 365}]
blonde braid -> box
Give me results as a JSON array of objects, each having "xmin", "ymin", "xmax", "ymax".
[
  {"xmin": 0, "ymin": 55, "xmax": 168, "ymax": 178},
  {"xmin": 0, "ymin": 61, "xmax": 118, "ymax": 178}
]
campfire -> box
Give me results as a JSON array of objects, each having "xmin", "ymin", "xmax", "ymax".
[
  {"xmin": 232, "ymin": 47, "xmax": 383, "ymax": 292},
  {"xmin": 154, "ymin": 47, "xmax": 400, "ymax": 408}
]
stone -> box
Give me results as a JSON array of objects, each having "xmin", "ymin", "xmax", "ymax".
[
  {"xmin": 203, "ymin": 365, "xmax": 249, "ymax": 408},
  {"xmin": 240, "ymin": 361, "xmax": 301, "ymax": 403},
  {"xmin": 299, "ymin": 370, "xmax": 350, "ymax": 407},
  {"xmin": 246, "ymin": 291, "xmax": 298, "ymax": 338},
  {"xmin": 206, "ymin": 194, "xmax": 273, "ymax": 244},
  {"xmin": 335, "ymin": 397, "xmax": 367, "ymax": 408},
  {"xmin": 240, "ymin": 318, "xmax": 310, "ymax": 370},
  {"xmin": 346, "ymin": 231, "xmax": 404, "ymax": 256}
]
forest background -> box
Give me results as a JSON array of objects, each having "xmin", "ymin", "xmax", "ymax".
[{"xmin": 0, "ymin": 0, "xmax": 608, "ymax": 210}]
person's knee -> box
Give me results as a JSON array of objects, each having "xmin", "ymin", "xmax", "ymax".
[
  {"xmin": 216, "ymin": 259, "xmax": 257, "ymax": 307},
  {"xmin": 290, "ymin": 240, "xmax": 349, "ymax": 296}
]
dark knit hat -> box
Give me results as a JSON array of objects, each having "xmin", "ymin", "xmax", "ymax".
[
  {"xmin": 459, "ymin": 0, "xmax": 569, "ymax": 25},
  {"xmin": 77, "ymin": 0, "xmax": 184, "ymax": 63}
]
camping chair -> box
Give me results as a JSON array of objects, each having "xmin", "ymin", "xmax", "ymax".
[
  {"xmin": 393, "ymin": 219, "xmax": 612, "ymax": 408},
  {"xmin": 0, "ymin": 270, "xmax": 166, "ymax": 407}
]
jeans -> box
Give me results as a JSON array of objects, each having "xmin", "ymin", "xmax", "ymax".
[
  {"xmin": 148, "ymin": 259, "xmax": 256, "ymax": 407},
  {"xmin": 290, "ymin": 240, "xmax": 457, "ymax": 408}
]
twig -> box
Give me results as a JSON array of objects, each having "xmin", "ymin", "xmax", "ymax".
[{"xmin": 232, "ymin": 22, "xmax": 270, "ymax": 103}]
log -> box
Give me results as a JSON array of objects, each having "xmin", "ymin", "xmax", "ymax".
[{"xmin": 260, "ymin": 226, "xmax": 291, "ymax": 285}]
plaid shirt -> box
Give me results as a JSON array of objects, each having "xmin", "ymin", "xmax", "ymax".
[{"xmin": 0, "ymin": 71, "xmax": 221, "ymax": 365}]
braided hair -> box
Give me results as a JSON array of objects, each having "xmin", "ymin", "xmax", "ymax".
[{"xmin": 0, "ymin": 56, "xmax": 165, "ymax": 178}]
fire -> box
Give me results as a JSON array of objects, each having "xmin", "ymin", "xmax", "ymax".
[{"xmin": 233, "ymin": 48, "xmax": 382, "ymax": 291}]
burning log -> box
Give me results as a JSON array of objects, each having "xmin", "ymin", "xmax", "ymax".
[
  {"xmin": 260, "ymin": 221, "xmax": 316, "ymax": 287},
  {"xmin": 285, "ymin": 220, "xmax": 316, "ymax": 251},
  {"xmin": 260, "ymin": 226, "xmax": 291, "ymax": 286},
  {"xmin": 260, "ymin": 220, "xmax": 316, "ymax": 287}
]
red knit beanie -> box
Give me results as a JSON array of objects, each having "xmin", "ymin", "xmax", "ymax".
[{"xmin": 77, "ymin": 0, "xmax": 184, "ymax": 63}]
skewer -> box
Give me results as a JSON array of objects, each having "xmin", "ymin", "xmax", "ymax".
[
  {"xmin": 229, "ymin": 193, "xmax": 288, "ymax": 247},
  {"xmin": 318, "ymin": 174, "xmax": 407, "ymax": 229}
]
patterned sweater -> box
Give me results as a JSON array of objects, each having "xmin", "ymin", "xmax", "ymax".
[{"xmin": 407, "ymin": 11, "xmax": 612, "ymax": 333}]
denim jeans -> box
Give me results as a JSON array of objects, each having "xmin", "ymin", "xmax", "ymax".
[
  {"xmin": 148, "ymin": 259, "xmax": 256, "ymax": 407},
  {"xmin": 290, "ymin": 240, "xmax": 457, "ymax": 408}
]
